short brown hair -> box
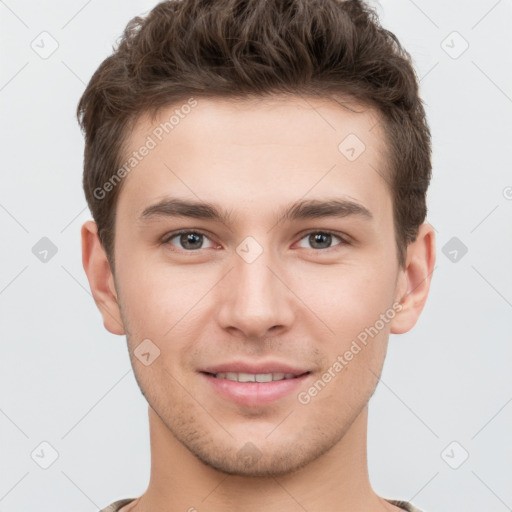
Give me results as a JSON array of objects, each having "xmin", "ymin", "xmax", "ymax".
[{"xmin": 77, "ymin": 0, "xmax": 431, "ymax": 270}]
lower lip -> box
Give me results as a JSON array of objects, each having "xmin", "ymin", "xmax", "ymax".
[{"xmin": 201, "ymin": 372, "xmax": 311, "ymax": 406}]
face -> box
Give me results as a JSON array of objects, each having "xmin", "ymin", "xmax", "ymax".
[{"xmin": 107, "ymin": 95, "xmax": 408, "ymax": 476}]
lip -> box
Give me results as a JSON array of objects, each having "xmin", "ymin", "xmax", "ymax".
[{"xmin": 200, "ymin": 371, "xmax": 312, "ymax": 407}]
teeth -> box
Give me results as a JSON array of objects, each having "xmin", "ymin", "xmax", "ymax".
[
  {"xmin": 255, "ymin": 373, "xmax": 273, "ymax": 382},
  {"xmin": 213, "ymin": 372, "xmax": 299, "ymax": 382}
]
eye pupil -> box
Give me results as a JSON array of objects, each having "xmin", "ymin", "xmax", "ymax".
[
  {"xmin": 181, "ymin": 232, "xmax": 203, "ymax": 249},
  {"xmin": 310, "ymin": 232, "xmax": 332, "ymax": 249}
]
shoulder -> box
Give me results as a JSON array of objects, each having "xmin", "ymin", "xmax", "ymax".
[
  {"xmin": 385, "ymin": 498, "xmax": 427, "ymax": 512},
  {"xmin": 100, "ymin": 497, "xmax": 425, "ymax": 512},
  {"xmin": 98, "ymin": 498, "xmax": 137, "ymax": 512}
]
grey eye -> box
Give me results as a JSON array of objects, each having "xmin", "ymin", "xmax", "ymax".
[
  {"xmin": 167, "ymin": 231, "xmax": 215, "ymax": 250},
  {"xmin": 296, "ymin": 232, "xmax": 343, "ymax": 250}
]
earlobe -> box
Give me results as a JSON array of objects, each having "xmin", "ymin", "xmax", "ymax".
[
  {"xmin": 390, "ymin": 223, "xmax": 436, "ymax": 335},
  {"xmin": 81, "ymin": 220, "xmax": 125, "ymax": 335}
]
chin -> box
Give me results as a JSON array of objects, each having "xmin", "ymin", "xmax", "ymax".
[{"xmin": 196, "ymin": 449, "xmax": 312, "ymax": 478}]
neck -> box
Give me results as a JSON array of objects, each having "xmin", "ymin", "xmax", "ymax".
[{"xmin": 130, "ymin": 405, "xmax": 397, "ymax": 512}]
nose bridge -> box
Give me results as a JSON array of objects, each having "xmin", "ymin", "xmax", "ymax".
[{"xmin": 217, "ymin": 241, "xmax": 293, "ymax": 338}]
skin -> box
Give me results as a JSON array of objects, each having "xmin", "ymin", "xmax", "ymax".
[{"xmin": 82, "ymin": 95, "xmax": 435, "ymax": 512}]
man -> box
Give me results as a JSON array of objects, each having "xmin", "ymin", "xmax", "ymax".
[{"xmin": 78, "ymin": 0, "xmax": 435, "ymax": 510}]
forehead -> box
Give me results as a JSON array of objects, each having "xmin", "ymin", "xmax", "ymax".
[{"xmin": 117, "ymin": 94, "xmax": 391, "ymax": 224}]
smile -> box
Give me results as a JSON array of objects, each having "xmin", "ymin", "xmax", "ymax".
[
  {"xmin": 201, "ymin": 371, "xmax": 312, "ymax": 406},
  {"xmin": 206, "ymin": 371, "xmax": 309, "ymax": 382}
]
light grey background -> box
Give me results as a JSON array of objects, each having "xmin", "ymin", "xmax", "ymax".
[{"xmin": 1, "ymin": 1, "xmax": 511, "ymax": 511}]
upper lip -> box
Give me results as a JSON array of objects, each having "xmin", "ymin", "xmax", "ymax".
[{"xmin": 201, "ymin": 361, "xmax": 311, "ymax": 376}]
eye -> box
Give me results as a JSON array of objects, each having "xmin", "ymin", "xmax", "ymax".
[
  {"xmin": 164, "ymin": 230, "xmax": 216, "ymax": 251},
  {"xmin": 162, "ymin": 229, "xmax": 349, "ymax": 252},
  {"xmin": 296, "ymin": 231, "xmax": 347, "ymax": 250}
]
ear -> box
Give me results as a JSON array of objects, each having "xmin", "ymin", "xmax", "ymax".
[
  {"xmin": 81, "ymin": 220, "xmax": 125, "ymax": 335},
  {"xmin": 390, "ymin": 223, "xmax": 436, "ymax": 334}
]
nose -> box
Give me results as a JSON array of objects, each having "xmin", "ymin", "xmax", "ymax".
[{"xmin": 216, "ymin": 246, "xmax": 295, "ymax": 341}]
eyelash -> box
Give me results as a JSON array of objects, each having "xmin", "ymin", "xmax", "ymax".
[{"xmin": 161, "ymin": 229, "xmax": 351, "ymax": 252}]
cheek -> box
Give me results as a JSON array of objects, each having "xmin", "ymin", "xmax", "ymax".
[
  {"xmin": 290, "ymin": 260, "xmax": 397, "ymax": 339},
  {"xmin": 116, "ymin": 253, "xmax": 213, "ymax": 346},
  {"xmin": 296, "ymin": 273, "xmax": 394, "ymax": 413}
]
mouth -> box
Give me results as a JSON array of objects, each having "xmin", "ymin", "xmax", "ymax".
[
  {"xmin": 202, "ymin": 371, "xmax": 310, "ymax": 382},
  {"xmin": 200, "ymin": 370, "xmax": 312, "ymax": 406}
]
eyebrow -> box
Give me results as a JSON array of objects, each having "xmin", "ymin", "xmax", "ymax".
[{"xmin": 139, "ymin": 197, "xmax": 373, "ymax": 225}]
